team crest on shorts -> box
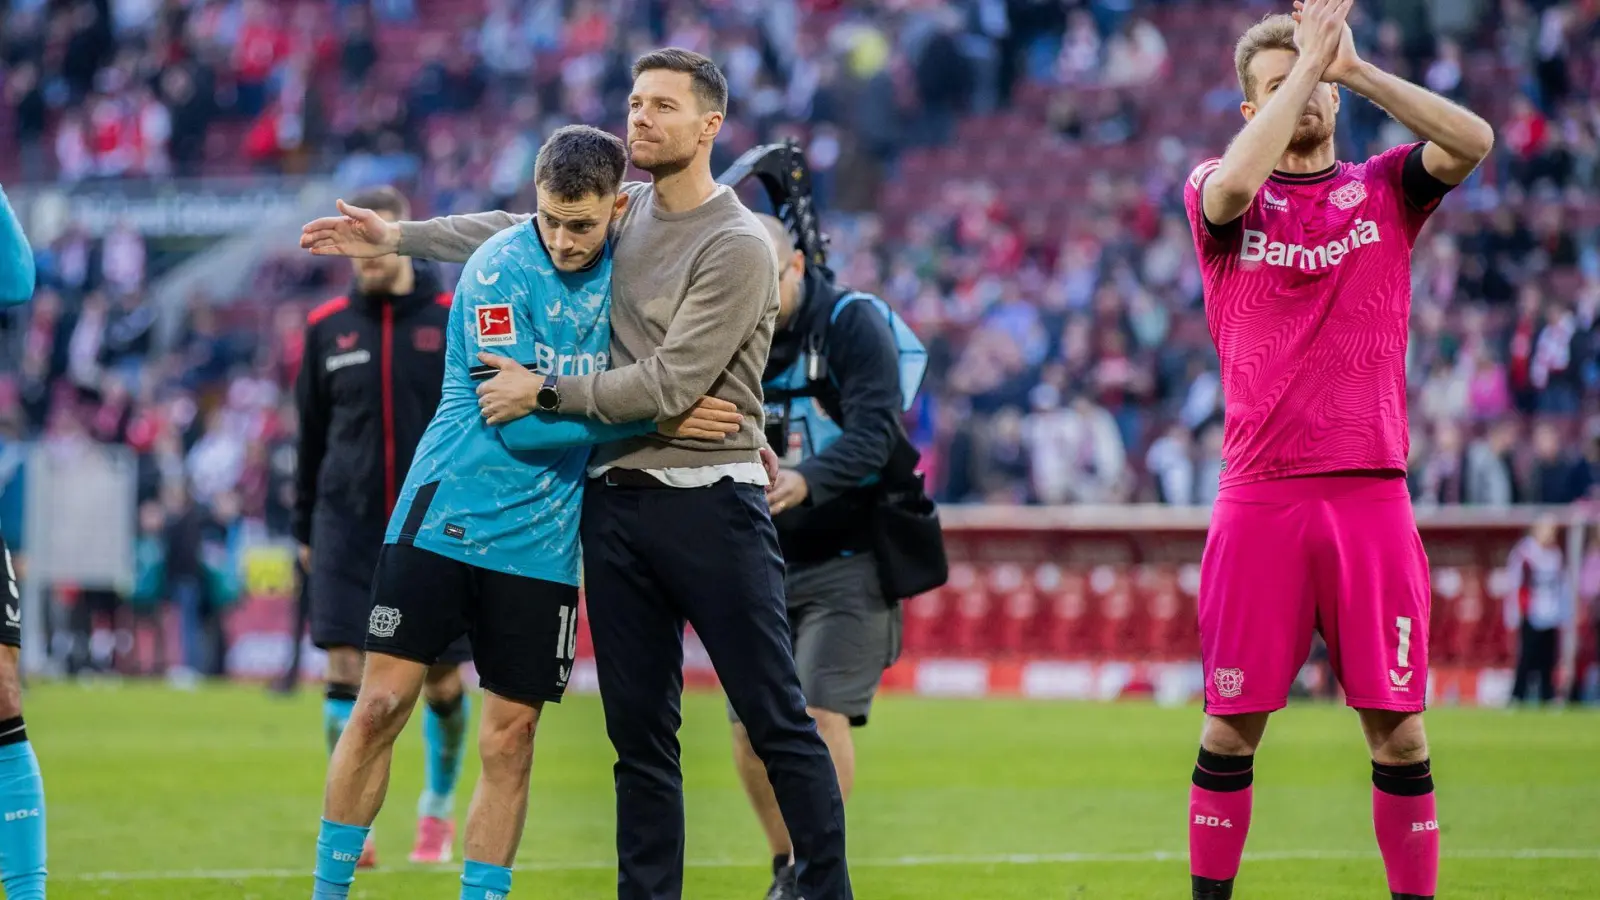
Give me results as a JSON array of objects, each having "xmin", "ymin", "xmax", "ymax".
[
  {"xmin": 1329, "ymin": 181, "xmax": 1367, "ymax": 210},
  {"xmin": 1213, "ymin": 667, "xmax": 1245, "ymax": 699},
  {"xmin": 368, "ymin": 605, "xmax": 402, "ymax": 638}
]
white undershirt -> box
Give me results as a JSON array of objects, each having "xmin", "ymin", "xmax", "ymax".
[{"xmin": 588, "ymin": 461, "xmax": 769, "ymax": 488}]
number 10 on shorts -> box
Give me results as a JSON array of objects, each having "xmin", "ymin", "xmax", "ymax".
[
  {"xmin": 555, "ymin": 605, "xmax": 579, "ymax": 660},
  {"xmin": 1395, "ymin": 616, "xmax": 1412, "ymax": 669}
]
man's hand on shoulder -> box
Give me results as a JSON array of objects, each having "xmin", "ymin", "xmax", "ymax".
[
  {"xmin": 658, "ymin": 396, "xmax": 743, "ymax": 441},
  {"xmin": 301, "ymin": 199, "xmax": 402, "ymax": 259},
  {"xmin": 477, "ymin": 353, "xmax": 543, "ymax": 425}
]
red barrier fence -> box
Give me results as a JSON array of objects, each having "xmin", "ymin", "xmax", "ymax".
[
  {"xmin": 876, "ymin": 505, "xmax": 1598, "ymax": 705},
  {"xmin": 205, "ymin": 505, "xmax": 1597, "ymax": 707}
]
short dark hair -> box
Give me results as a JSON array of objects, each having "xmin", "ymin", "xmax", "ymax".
[
  {"xmin": 631, "ymin": 47, "xmax": 728, "ymax": 115},
  {"xmin": 347, "ymin": 185, "xmax": 410, "ymax": 220},
  {"xmin": 533, "ymin": 125, "xmax": 628, "ymax": 202}
]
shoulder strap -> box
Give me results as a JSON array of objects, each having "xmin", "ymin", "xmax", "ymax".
[{"xmin": 829, "ymin": 291, "xmax": 883, "ymax": 328}]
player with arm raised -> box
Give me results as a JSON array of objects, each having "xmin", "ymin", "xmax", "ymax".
[
  {"xmin": 1182, "ymin": 4, "xmax": 1493, "ymax": 900},
  {"xmin": 309, "ymin": 126, "xmax": 741, "ymax": 900},
  {"xmin": 0, "ymin": 184, "xmax": 46, "ymax": 900}
]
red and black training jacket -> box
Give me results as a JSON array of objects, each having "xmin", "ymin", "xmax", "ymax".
[{"xmin": 292, "ymin": 263, "xmax": 452, "ymax": 556}]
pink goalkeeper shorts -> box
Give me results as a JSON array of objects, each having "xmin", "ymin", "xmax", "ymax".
[{"xmin": 1198, "ymin": 474, "xmax": 1431, "ymax": 715}]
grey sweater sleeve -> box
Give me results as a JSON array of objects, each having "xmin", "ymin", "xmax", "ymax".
[
  {"xmin": 397, "ymin": 211, "xmax": 531, "ymax": 263},
  {"xmin": 559, "ymin": 233, "xmax": 775, "ymax": 422}
]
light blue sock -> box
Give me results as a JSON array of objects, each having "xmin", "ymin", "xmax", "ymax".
[
  {"xmin": 419, "ymin": 692, "xmax": 470, "ymax": 820},
  {"xmin": 323, "ymin": 686, "xmax": 357, "ymax": 757},
  {"xmin": 0, "ymin": 735, "xmax": 47, "ymax": 900},
  {"xmin": 312, "ymin": 818, "xmax": 369, "ymax": 899},
  {"xmin": 461, "ymin": 859, "xmax": 513, "ymax": 900}
]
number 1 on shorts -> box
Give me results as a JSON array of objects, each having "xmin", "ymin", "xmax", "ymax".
[
  {"xmin": 556, "ymin": 605, "xmax": 579, "ymax": 660},
  {"xmin": 1395, "ymin": 616, "xmax": 1412, "ymax": 669}
]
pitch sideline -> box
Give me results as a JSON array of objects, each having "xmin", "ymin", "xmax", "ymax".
[{"xmin": 63, "ymin": 847, "xmax": 1600, "ymax": 882}]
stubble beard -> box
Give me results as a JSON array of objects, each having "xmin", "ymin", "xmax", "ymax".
[
  {"xmin": 630, "ymin": 134, "xmax": 696, "ymax": 178},
  {"xmin": 1287, "ymin": 118, "xmax": 1336, "ymax": 159}
]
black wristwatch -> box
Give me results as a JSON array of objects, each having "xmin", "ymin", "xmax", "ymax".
[{"xmin": 535, "ymin": 374, "xmax": 560, "ymax": 412}]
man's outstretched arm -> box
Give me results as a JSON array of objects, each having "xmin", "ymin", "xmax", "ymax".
[
  {"xmin": 300, "ymin": 198, "xmax": 527, "ymax": 264},
  {"xmin": 399, "ymin": 212, "xmax": 528, "ymax": 263},
  {"xmin": 1337, "ymin": 64, "xmax": 1494, "ymax": 184}
]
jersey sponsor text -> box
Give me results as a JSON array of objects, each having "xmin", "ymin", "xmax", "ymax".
[{"xmin": 1239, "ymin": 219, "xmax": 1382, "ymax": 271}]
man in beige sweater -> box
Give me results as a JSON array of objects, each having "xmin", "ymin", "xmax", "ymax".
[{"xmin": 301, "ymin": 49, "xmax": 851, "ymax": 900}]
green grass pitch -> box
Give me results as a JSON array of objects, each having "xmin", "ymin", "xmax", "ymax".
[{"xmin": 31, "ymin": 682, "xmax": 1600, "ymax": 898}]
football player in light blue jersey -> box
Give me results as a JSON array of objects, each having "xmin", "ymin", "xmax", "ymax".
[
  {"xmin": 310, "ymin": 127, "xmax": 742, "ymax": 900},
  {"xmin": 0, "ymin": 183, "xmax": 45, "ymax": 900}
]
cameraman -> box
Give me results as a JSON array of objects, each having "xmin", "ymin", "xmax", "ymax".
[{"xmin": 731, "ymin": 214, "xmax": 904, "ymax": 900}]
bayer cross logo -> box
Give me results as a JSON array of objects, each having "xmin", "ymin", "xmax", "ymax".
[
  {"xmin": 1329, "ymin": 180, "xmax": 1367, "ymax": 210},
  {"xmin": 368, "ymin": 605, "xmax": 402, "ymax": 638},
  {"xmin": 1213, "ymin": 667, "xmax": 1245, "ymax": 699}
]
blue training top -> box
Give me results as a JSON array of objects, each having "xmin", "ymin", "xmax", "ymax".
[{"xmin": 384, "ymin": 221, "xmax": 649, "ymax": 584}]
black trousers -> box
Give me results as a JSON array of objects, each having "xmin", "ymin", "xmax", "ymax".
[
  {"xmin": 1512, "ymin": 623, "xmax": 1559, "ymax": 704},
  {"xmin": 582, "ymin": 474, "xmax": 851, "ymax": 900}
]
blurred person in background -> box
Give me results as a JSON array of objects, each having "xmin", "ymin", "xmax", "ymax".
[
  {"xmin": 293, "ymin": 185, "xmax": 470, "ymax": 867},
  {"xmin": 1526, "ymin": 421, "xmax": 1586, "ymax": 504},
  {"xmin": 1464, "ymin": 420, "xmax": 1517, "ymax": 506},
  {"xmin": 1576, "ymin": 526, "xmax": 1600, "ymax": 705},
  {"xmin": 1146, "ymin": 422, "xmax": 1197, "ymax": 505},
  {"xmin": 128, "ymin": 498, "xmax": 169, "ymax": 678},
  {"xmin": 1503, "ymin": 516, "xmax": 1574, "ymax": 705},
  {"xmin": 731, "ymin": 211, "xmax": 928, "ymax": 899}
]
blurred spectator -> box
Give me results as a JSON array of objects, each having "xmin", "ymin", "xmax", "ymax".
[
  {"xmin": 1503, "ymin": 516, "xmax": 1574, "ymax": 705},
  {"xmin": 1145, "ymin": 422, "xmax": 1195, "ymax": 505},
  {"xmin": 1465, "ymin": 420, "xmax": 1518, "ymax": 505},
  {"xmin": 1, "ymin": 0, "xmax": 1599, "ymax": 530},
  {"xmin": 1528, "ymin": 421, "xmax": 1587, "ymax": 503}
]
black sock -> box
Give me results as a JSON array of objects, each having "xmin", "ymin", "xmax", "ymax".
[
  {"xmin": 1372, "ymin": 759, "xmax": 1434, "ymax": 797},
  {"xmin": 773, "ymin": 854, "xmax": 792, "ymax": 875},
  {"xmin": 1192, "ymin": 874, "xmax": 1234, "ymax": 900},
  {"xmin": 426, "ymin": 691, "xmax": 464, "ymax": 719},
  {"xmin": 1192, "ymin": 747, "xmax": 1254, "ymax": 792},
  {"xmin": 0, "ymin": 716, "xmax": 25, "ymax": 747},
  {"xmin": 325, "ymin": 682, "xmax": 359, "ymax": 703}
]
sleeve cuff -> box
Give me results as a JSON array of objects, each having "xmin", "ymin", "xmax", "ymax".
[
  {"xmin": 395, "ymin": 223, "xmax": 419, "ymax": 258},
  {"xmin": 555, "ymin": 373, "xmax": 597, "ymax": 418}
]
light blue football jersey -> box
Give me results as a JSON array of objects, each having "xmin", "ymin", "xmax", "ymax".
[{"xmin": 384, "ymin": 221, "xmax": 649, "ymax": 584}]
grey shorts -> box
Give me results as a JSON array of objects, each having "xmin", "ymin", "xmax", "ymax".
[{"xmin": 729, "ymin": 552, "xmax": 903, "ymax": 727}]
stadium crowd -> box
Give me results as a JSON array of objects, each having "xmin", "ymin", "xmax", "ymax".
[{"xmin": 1, "ymin": 0, "xmax": 1600, "ymax": 674}]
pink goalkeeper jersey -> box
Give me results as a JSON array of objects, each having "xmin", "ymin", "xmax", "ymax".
[{"xmin": 1184, "ymin": 143, "xmax": 1441, "ymax": 489}]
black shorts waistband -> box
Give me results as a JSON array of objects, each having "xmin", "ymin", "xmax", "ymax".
[{"xmin": 595, "ymin": 468, "xmax": 672, "ymax": 489}]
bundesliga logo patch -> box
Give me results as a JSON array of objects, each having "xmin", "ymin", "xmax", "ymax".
[
  {"xmin": 475, "ymin": 304, "xmax": 516, "ymax": 347},
  {"xmin": 1329, "ymin": 180, "xmax": 1367, "ymax": 210}
]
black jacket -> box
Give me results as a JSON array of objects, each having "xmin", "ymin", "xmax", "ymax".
[
  {"xmin": 293, "ymin": 264, "xmax": 451, "ymax": 557},
  {"xmin": 765, "ymin": 273, "xmax": 903, "ymax": 564}
]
